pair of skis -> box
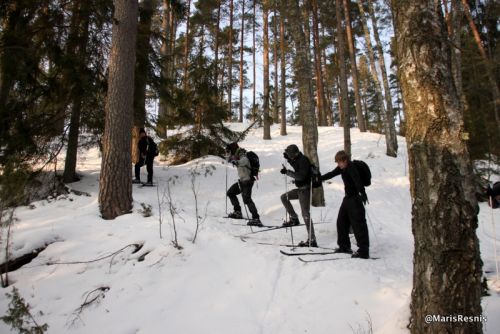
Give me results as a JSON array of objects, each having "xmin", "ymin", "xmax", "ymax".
[{"xmin": 280, "ymin": 249, "xmax": 379, "ymax": 262}]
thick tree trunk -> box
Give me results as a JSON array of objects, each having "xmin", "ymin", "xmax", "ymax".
[
  {"xmin": 357, "ymin": 0, "xmax": 396, "ymax": 157},
  {"xmin": 279, "ymin": 7, "xmax": 287, "ymax": 136},
  {"xmin": 335, "ymin": 0, "xmax": 351, "ymax": 156},
  {"xmin": 367, "ymin": 0, "xmax": 397, "ymax": 153},
  {"xmin": 343, "ymin": 0, "xmax": 366, "ymax": 132},
  {"xmin": 263, "ymin": 1, "xmax": 271, "ymax": 139},
  {"xmin": 284, "ymin": 0, "xmax": 324, "ymax": 207},
  {"xmin": 99, "ymin": 0, "xmax": 138, "ymax": 220},
  {"xmin": 239, "ymin": 0, "xmax": 245, "ymax": 122},
  {"xmin": 393, "ymin": 2, "xmax": 483, "ymax": 333}
]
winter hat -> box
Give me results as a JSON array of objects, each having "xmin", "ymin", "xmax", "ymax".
[
  {"xmin": 139, "ymin": 128, "xmax": 146, "ymax": 135},
  {"xmin": 285, "ymin": 144, "xmax": 300, "ymax": 159},
  {"xmin": 226, "ymin": 142, "xmax": 239, "ymax": 154}
]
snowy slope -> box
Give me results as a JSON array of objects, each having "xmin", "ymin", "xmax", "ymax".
[{"xmin": 1, "ymin": 124, "xmax": 499, "ymax": 334}]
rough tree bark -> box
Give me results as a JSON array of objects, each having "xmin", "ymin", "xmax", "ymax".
[
  {"xmin": 99, "ymin": 0, "xmax": 138, "ymax": 220},
  {"xmin": 393, "ymin": 1, "xmax": 483, "ymax": 333}
]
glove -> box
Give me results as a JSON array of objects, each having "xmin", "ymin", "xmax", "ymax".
[
  {"xmin": 360, "ymin": 192, "xmax": 368, "ymax": 205},
  {"xmin": 280, "ymin": 167, "xmax": 288, "ymax": 175}
]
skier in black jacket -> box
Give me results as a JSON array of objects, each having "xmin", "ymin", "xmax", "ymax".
[
  {"xmin": 321, "ymin": 150, "xmax": 369, "ymax": 258},
  {"xmin": 280, "ymin": 144, "xmax": 317, "ymax": 247},
  {"xmin": 132, "ymin": 128, "xmax": 155, "ymax": 185}
]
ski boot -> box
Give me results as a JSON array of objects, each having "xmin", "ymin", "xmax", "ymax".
[
  {"xmin": 227, "ymin": 211, "xmax": 243, "ymax": 219},
  {"xmin": 282, "ymin": 217, "xmax": 300, "ymax": 227},
  {"xmin": 247, "ymin": 217, "xmax": 263, "ymax": 227}
]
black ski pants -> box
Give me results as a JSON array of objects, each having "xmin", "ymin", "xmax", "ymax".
[
  {"xmin": 227, "ymin": 180, "xmax": 259, "ymax": 219},
  {"xmin": 135, "ymin": 156, "xmax": 154, "ymax": 183},
  {"xmin": 280, "ymin": 187, "xmax": 316, "ymax": 241},
  {"xmin": 337, "ymin": 196, "xmax": 369, "ymax": 255}
]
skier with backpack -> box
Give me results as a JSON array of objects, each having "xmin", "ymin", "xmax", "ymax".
[
  {"xmin": 132, "ymin": 128, "xmax": 158, "ymax": 186},
  {"xmin": 321, "ymin": 150, "xmax": 370, "ymax": 259},
  {"xmin": 225, "ymin": 142, "xmax": 262, "ymax": 227},
  {"xmin": 280, "ymin": 144, "xmax": 317, "ymax": 247}
]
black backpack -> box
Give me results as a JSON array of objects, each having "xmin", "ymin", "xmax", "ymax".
[
  {"xmin": 353, "ymin": 160, "xmax": 371, "ymax": 187},
  {"xmin": 246, "ymin": 151, "xmax": 260, "ymax": 179},
  {"xmin": 147, "ymin": 138, "xmax": 159, "ymax": 157}
]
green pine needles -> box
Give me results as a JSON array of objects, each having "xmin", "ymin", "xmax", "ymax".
[{"xmin": 1, "ymin": 287, "xmax": 48, "ymax": 334}]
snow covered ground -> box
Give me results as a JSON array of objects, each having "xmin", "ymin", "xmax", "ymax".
[{"xmin": 1, "ymin": 124, "xmax": 499, "ymax": 333}]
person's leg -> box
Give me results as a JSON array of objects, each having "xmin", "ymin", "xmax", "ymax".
[
  {"xmin": 347, "ymin": 197, "xmax": 369, "ymax": 256},
  {"xmin": 280, "ymin": 188, "xmax": 299, "ymax": 221},
  {"xmin": 336, "ymin": 198, "xmax": 352, "ymax": 250},
  {"xmin": 227, "ymin": 182, "xmax": 242, "ymax": 213},
  {"xmin": 134, "ymin": 158, "xmax": 145, "ymax": 181},
  {"xmin": 146, "ymin": 157, "xmax": 154, "ymax": 183},
  {"xmin": 241, "ymin": 181, "xmax": 259, "ymax": 219},
  {"xmin": 298, "ymin": 188, "xmax": 315, "ymax": 242}
]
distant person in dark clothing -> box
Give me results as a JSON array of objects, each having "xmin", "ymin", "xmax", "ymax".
[
  {"xmin": 321, "ymin": 150, "xmax": 370, "ymax": 259},
  {"xmin": 487, "ymin": 182, "xmax": 500, "ymax": 209},
  {"xmin": 133, "ymin": 128, "xmax": 155, "ymax": 185},
  {"xmin": 280, "ymin": 144, "xmax": 317, "ymax": 247}
]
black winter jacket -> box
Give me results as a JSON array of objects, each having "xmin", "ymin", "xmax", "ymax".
[
  {"xmin": 138, "ymin": 136, "xmax": 155, "ymax": 160},
  {"xmin": 286, "ymin": 153, "xmax": 311, "ymax": 188}
]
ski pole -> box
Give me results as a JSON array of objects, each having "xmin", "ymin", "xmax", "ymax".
[
  {"xmin": 490, "ymin": 195, "xmax": 500, "ymax": 281},
  {"xmin": 308, "ymin": 180, "xmax": 313, "ymax": 248},
  {"xmin": 284, "ymin": 165, "xmax": 295, "ymax": 247},
  {"xmin": 225, "ymin": 162, "xmax": 228, "ymax": 216}
]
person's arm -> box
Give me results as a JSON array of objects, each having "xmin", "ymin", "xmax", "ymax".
[{"xmin": 320, "ymin": 167, "xmax": 341, "ymax": 181}]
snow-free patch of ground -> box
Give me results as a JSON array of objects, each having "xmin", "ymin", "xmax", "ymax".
[{"xmin": 1, "ymin": 124, "xmax": 499, "ymax": 333}]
